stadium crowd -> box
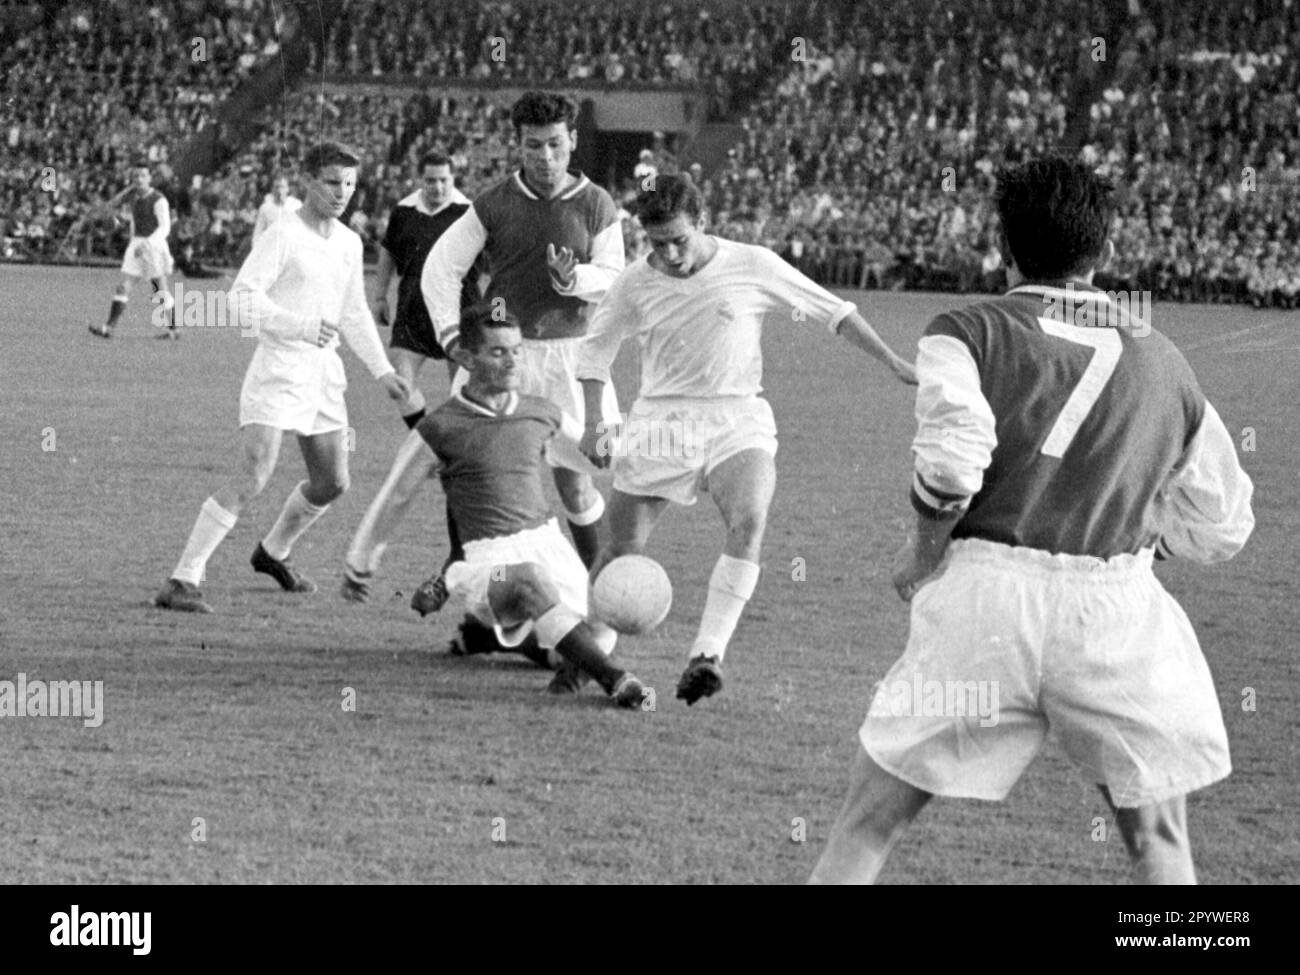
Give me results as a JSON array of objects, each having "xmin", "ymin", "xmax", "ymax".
[{"xmin": 5, "ymin": 0, "xmax": 1298, "ymax": 308}]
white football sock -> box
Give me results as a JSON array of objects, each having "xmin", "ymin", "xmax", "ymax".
[
  {"xmin": 689, "ymin": 554, "xmax": 760, "ymax": 663},
  {"xmin": 261, "ymin": 481, "xmax": 328, "ymax": 561},
  {"xmin": 587, "ymin": 619, "xmax": 618, "ymax": 656},
  {"xmin": 173, "ymin": 497, "xmax": 237, "ymax": 585}
]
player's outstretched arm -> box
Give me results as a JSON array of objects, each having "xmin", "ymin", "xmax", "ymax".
[
  {"xmin": 344, "ymin": 429, "xmax": 441, "ymax": 579},
  {"xmin": 1155, "ymin": 401, "xmax": 1255, "ymax": 563},
  {"xmin": 836, "ymin": 311, "xmax": 917, "ymax": 385},
  {"xmin": 421, "ymin": 208, "xmax": 488, "ymax": 356}
]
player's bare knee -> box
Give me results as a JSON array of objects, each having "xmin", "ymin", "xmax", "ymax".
[
  {"xmin": 310, "ymin": 473, "xmax": 349, "ymax": 504},
  {"xmin": 727, "ymin": 507, "xmax": 768, "ymax": 544},
  {"xmin": 496, "ymin": 562, "xmax": 557, "ymax": 618}
]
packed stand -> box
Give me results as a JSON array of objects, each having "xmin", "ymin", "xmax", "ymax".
[{"xmin": 1, "ymin": 0, "xmax": 287, "ymax": 261}]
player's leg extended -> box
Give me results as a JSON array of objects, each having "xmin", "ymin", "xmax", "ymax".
[
  {"xmin": 389, "ymin": 346, "xmax": 428, "ymax": 428},
  {"xmin": 553, "ymin": 467, "xmax": 604, "ymax": 568},
  {"xmin": 92, "ymin": 275, "xmax": 136, "ymax": 337},
  {"xmin": 151, "ymin": 273, "xmax": 179, "ymax": 338},
  {"xmin": 249, "ymin": 429, "xmax": 348, "ymax": 593},
  {"xmin": 587, "ymin": 489, "xmax": 670, "ymax": 581},
  {"xmin": 157, "ymin": 424, "xmax": 282, "ymax": 610},
  {"xmin": 1101, "ymin": 788, "xmax": 1196, "ymax": 885},
  {"xmin": 808, "ymin": 745, "xmax": 933, "ymax": 884},
  {"xmin": 487, "ymin": 562, "xmax": 649, "ymax": 708},
  {"xmin": 676, "ymin": 447, "xmax": 773, "ymax": 702}
]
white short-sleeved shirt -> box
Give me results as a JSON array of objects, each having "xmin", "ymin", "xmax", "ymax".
[{"xmin": 578, "ymin": 238, "xmax": 855, "ymax": 399}]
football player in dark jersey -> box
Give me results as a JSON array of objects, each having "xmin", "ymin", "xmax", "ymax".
[
  {"xmin": 89, "ymin": 163, "xmax": 180, "ymax": 340},
  {"xmin": 341, "ymin": 304, "xmax": 651, "ymax": 709},
  {"xmin": 811, "ymin": 157, "xmax": 1254, "ymax": 885}
]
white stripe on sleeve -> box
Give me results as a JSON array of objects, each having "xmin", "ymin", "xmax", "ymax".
[
  {"xmin": 422, "ymin": 207, "xmax": 488, "ymax": 353},
  {"xmin": 1155, "ymin": 401, "xmax": 1255, "ymax": 563},
  {"xmin": 912, "ymin": 333, "xmax": 997, "ymax": 511}
]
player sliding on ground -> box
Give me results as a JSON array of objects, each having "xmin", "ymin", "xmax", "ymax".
[
  {"xmin": 576, "ymin": 174, "xmax": 917, "ymax": 705},
  {"xmin": 414, "ymin": 91, "xmax": 624, "ymax": 618},
  {"xmin": 153, "ymin": 142, "xmax": 410, "ymax": 613},
  {"xmin": 809, "ymin": 157, "xmax": 1255, "ymax": 885},
  {"xmin": 340, "ymin": 305, "xmax": 651, "ymax": 709},
  {"xmin": 89, "ymin": 162, "xmax": 181, "ymax": 340}
]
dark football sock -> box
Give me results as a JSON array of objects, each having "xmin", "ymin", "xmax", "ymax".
[
  {"xmin": 106, "ymin": 296, "xmax": 127, "ymax": 327},
  {"xmin": 445, "ymin": 502, "xmax": 464, "ymax": 564},
  {"xmin": 553, "ymin": 622, "xmax": 625, "ymax": 694},
  {"xmin": 515, "ymin": 635, "xmax": 551, "ymax": 668},
  {"xmin": 567, "ymin": 520, "xmax": 600, "ymax": 568}
]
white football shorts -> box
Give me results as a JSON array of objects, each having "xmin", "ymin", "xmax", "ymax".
[
  {"xmin": 239, "ymin": 343, "xmax": 348, "ymax": 436},
  {"xmin": 612, "ymin": 395, "xmax": 778, "ymax": 506},
  {"xmin": 450, "ymin": 335, "xmax": 618, "ymax": 466},
  {"xmin": 859, "ymin": 538, "xmax": 1232, "ymax": 808},
  {"xmin": 445, "ymin": 518, "xmax": 588, "ymax": 647},
  {"xmin": 120, "ymin": 236, "xmax": 174, "ymax": 279}
]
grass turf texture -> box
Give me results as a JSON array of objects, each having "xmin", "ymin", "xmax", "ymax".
[{"xmin": 2, "ymin": 264, "xmax": 1298, "ymax": 883}]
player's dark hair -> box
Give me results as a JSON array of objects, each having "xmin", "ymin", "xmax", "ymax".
[
  {"xmin": 302, "ymin": 142, "xmax": 361, "ymax": 176},
  {"xmin": 994, "ymin": 156, "xmax": 1115, "ymax": 280},
  {"xmin": 635, "ymin": 173, "xmax": 703, "ymax": 226},
  {"xmin": 460, "ymin": 302, "xmax": 521, "ymax": 352},
  {"xmin": 510, "ymin": 91, "xmax": 577, "ymax": 135},
  {"xmin": 421, "ymin": 151, "xmax": 453, "ymax": 171}
]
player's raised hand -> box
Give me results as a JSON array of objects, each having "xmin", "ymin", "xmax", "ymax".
[
  {"xmin": 316, "ymin": 320, "xmax": 341, "ymax": 347},
  {"xmin": 379, "ymin": 371, "xmax": 412, "ymax": 401},
  {"xmin": 579, "ymin": 424, "xmax": 611, "ymax": 469},
  {"xmin": 546, "ymin": 243, "xmax": 577, "ymax": 288}
]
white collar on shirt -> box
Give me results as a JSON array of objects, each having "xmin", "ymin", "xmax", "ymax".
[
  {"xmin": 398, "ymin": 188, "xmax": 471, "ymax": 217},
  {"xmin": 455, "ymin": 388, "xmax": 517, "ymax": 417}
]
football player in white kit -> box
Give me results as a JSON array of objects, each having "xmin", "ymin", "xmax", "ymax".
[
  {"xmin": 576, "ymin": 174, "xmax": 917, "ymax": 704},
  {"xmin": 153, "ymin": 143, "xmax": 410, "ymax": 613},
  {"xmin": 809, "ymin": 157, "xmax": 1255, "ymax": 885}
]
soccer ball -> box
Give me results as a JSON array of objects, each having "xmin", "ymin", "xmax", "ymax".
[{"xmin": 590, "ymin": 555, "xmax": 673, "ymax": 635}]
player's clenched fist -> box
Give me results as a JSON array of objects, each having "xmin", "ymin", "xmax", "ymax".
[
  {"xmin": 313, "ymin": 319, "xmax": 341, "ymax": 347},
  {"xmin": 579, "ymin": 424, "xmax": 611, "ymax": 469},
  {"xmin": 379, "ymin": 372, "xmax": 411, "ymax": 401}
]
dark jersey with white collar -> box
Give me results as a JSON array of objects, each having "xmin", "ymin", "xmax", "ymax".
[
  {"xmin": 415, "ymin": 391, "xmax": 561, "ymax": 542},
  {"xmin": 911, "ymin": 283, "xmax": 1206, "ymax": 557}
]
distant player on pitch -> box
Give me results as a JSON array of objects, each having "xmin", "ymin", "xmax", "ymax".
[
  {"xmin": 340, "ymin": 304, "xmax": 651, "ymax": 709},
  {"xmin": 577, "ymin": 174, "xmax": 917, "ymax": 705},
  {"xmin": 371, "ymin": 151, "xmax": 477, "ymax": 428},
  {"xmin": 89, "ymin": 162, "xmax": 181, "ymax": 340},
  {"xmin": 417, "ymin": 91, "xmax": 624, "ymax": 617},
  {"xmin": 153, "ymin": 143, "xmax": 410, "ymax": 613},
  {"xmin": 809, "ymin": 157, "xmax": 1255, "ymax": 884}
]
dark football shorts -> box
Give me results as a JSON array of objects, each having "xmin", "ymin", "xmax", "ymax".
[{"xmin": 390, "ymin": 291, "xmax": 446, "ymax": 361}]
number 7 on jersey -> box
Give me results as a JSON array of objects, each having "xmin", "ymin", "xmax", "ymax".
[{"xmin": 1035, "ymin": 318, "xmax": 1123, "ymax": 458}]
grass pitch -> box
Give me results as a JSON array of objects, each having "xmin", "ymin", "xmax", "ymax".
[{"xmin": 3, "ymin": 263, "xmax": 1297, "ymax": 883}]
